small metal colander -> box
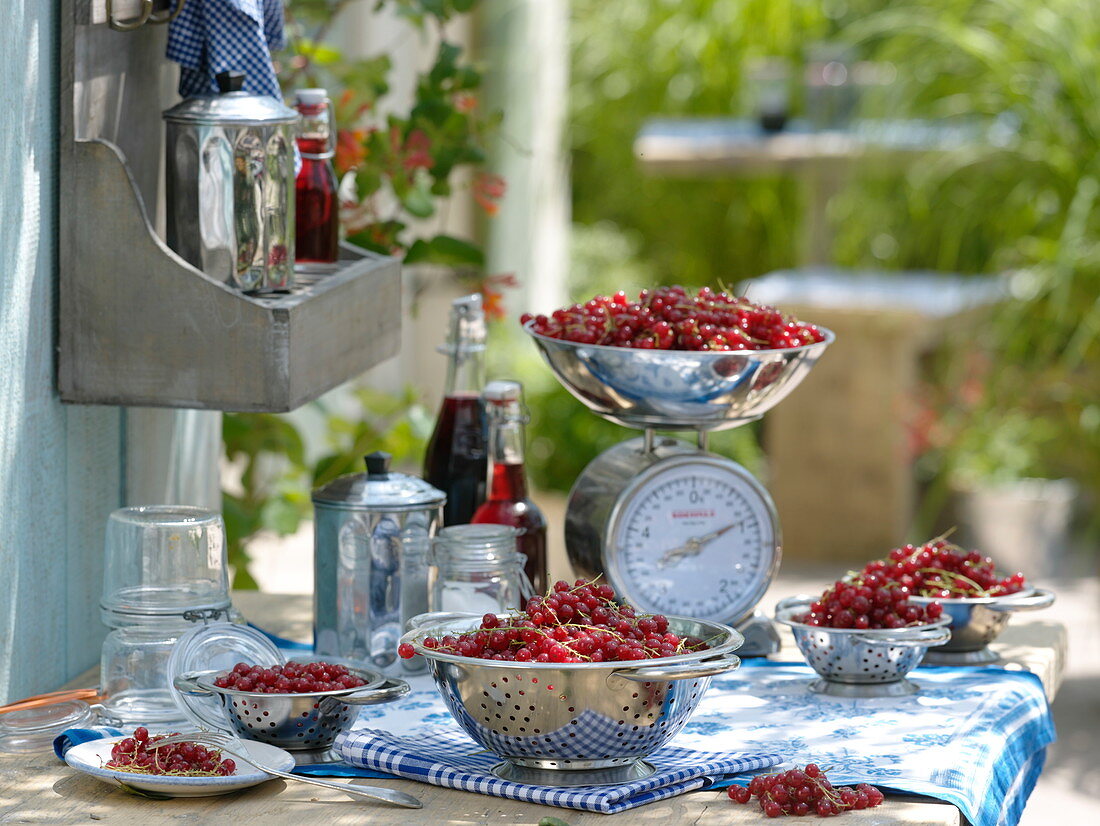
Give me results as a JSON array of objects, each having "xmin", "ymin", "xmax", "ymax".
[
  {"xmin": 400, "ymin": 611, "xmax": 743, "ymax": 786},
  {"xmin": 775, "ymin": 597, "xmax": 951, "ymax": 698},
  {"xmin": 173, "ymin": 668, "xmax": 408, "ymax": 752}
]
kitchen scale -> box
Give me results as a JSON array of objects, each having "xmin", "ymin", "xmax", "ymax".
[{"xmin": 525, "ymin": 322, "xmax": 833, "ymax": 655}]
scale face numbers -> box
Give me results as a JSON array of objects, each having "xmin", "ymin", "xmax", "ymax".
[{"xmin": 604, "ymin": 454, "xmax": 779, "ymax": 625}]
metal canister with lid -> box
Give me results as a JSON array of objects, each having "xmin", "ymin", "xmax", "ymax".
[
  {"xmin": 312, "ymin": 452, "xmax": 446, "ymax": 674},
  {"xmin": 163, "ymin": 70, "xmax": 299, "ymax": 293}
]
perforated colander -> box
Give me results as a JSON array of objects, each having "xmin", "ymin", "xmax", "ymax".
[
  {"xmin": 172, "ymin": 669, "xmax": 408, "ymax": 751},
  {"xmin": 400, "ymin": 611, "xmax": 743, "ymax": 786},
  {"xmin": 775, "ymin": 596, "xmax": 951, "ymax": 697}
]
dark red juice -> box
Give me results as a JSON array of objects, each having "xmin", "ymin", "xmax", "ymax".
[
  {"xmin": 295, "ymin": 135, "xmax": 339, "ymax": 264},
  {"xmin": 424, "ymin": 393, "xmax": 488, "ymax": 525},
  {"xmin": 472, "ymin": 462, "xmax": 547, "ymax": 595}
]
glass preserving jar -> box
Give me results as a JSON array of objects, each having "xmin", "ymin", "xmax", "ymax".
[{"xmin": 429, "ymin": 524, "xmax": 535, "ymax": 615}]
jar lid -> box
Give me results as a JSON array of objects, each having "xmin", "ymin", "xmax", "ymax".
[
  {"xmin": 163, "ymin": 71, "xmax": 299, "ymax": 126},
  {"xmin": 432, "ymin": 524, "xmax": 521, "ymax": 567},
  {"xmin": 168, "ymin": 622, "xmax": 284, "ymax": 729},
  {"xmin": 311, "ymin": 452, "xmax": 447, "ymax": 512},
  {"xmin": 0, "ymin": 701, "xmax": 94, "ymax": 754}
]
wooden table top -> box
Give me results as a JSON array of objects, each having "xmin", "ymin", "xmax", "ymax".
[{"xmin": 0, "ymin": 590, "xmax": 1065, "ymax": 825}]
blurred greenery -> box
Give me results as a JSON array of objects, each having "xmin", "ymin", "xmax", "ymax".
[
  {"xmin": 228, "ymin": 0, "xmax": 1100, "ymax": 581},
  {"xmin": 223, "ymin": 388, "xmax": 432, "ymax": 588},
  {"xmin": 535, "ymin": 0, "xmax": 1100, "ymax": 535}
]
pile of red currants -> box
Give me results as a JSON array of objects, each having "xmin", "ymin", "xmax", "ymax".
[
  {"xmin": 728, "ymin": 764, "xmax": 885, "ymax": 818},
  {"xmin": 521, "ymin": 285, "xmax": 826, "ymax": 351},
  {"xmin": 398, "ymin": 578, "xmax": 707, "ymax": 663},
  {"xmin": 106, "ymin": 727, "xmax": 235, "ymax": 777},
  {"xmin": 794, "ymin": 577, "xmax": 944, "ymax": 629},
  {"xmin": 858, "ymin": 536, "xmax": 1028, "ymax": 598},
  {"xmin": 212, "ymin": 661, "xmax": 367, "ymax": 694}
]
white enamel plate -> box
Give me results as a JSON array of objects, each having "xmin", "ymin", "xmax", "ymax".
[{"xmin": 64, "ymin": 736, "xmax": 296, "ymax": 798}]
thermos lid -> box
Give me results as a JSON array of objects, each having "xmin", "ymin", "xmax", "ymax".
[
  {"xmin": 311, "ymin": 451, "xmax": 447, "ymax": 512},
  {"xmin": 163, "ymin": 71, "xmax": 300, "ymax": 126}
]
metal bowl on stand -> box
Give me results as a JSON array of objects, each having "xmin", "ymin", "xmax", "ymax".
[
  {"xmin": 396, "ymin": 611, "xmax": 743, "ymax": 786},
  {"xmin": 775, "ymin": 597, "xmax": 951, "ymax": 698},
  {"xmin": 523, "ymin": 322, "xmax": 834, "ymax": 431},
  {"xmin": 909, "ymin": 588, "xmax": 1055, "ymax": 665}
]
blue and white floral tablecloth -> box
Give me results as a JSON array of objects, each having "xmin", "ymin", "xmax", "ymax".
[{"xmin": 335, "ymin": 660, "xmax": 1054, "ymax": 826}]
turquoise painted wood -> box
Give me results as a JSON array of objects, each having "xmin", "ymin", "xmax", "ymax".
[{"xmin": 0, "ymin": 0, "xmax": 124, "ymax": 703}]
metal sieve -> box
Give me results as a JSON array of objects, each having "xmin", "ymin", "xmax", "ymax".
[
  {"xmin": 400, "ymin": 611, "xmax": 743, "ymax": 787},
  {"xmin": 775, "ymin": 597, "xmax": 951, "ymax": 698},
  {"xmin": 172, "ymin": 668, "xmax": 408, "ymax": 753},
  {"xmin": 909, "ymin": 588, "xmax": 1055, "ymax": 665}
]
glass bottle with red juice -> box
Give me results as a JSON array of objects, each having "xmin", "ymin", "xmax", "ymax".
[
  {"xmin": 294, "ymin": 88, "xmax": 340, "ymax": 269},
  {"xmin": 472, "ymin": 380, "xmax": 548, "ymax": 595},
  {"xmin": 423, "ymin": 294, "xmax": 488, "ymax": 526}
]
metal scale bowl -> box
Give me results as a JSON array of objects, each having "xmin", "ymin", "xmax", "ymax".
[{"xmin": 525, "ymin": 322, "xmax": 834, "ymax": 654}]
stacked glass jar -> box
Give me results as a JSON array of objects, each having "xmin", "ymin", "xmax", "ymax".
[{"xmin": 99, "ymin": 507, "xmax": 231, "ymax": 724}]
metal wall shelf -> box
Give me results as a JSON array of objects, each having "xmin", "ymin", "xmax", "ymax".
[{"xmin": 60, "ymin": 3, "xmax": 402, "ymax": 412}]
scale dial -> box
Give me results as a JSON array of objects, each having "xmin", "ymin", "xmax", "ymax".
[{"xmin": 602, "ymin": 452, "xmax": 780, "ymax": 625}]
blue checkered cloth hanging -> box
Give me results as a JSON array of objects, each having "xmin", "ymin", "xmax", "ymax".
[
  {"xmin": 167, "ymin": 0, "xmax": 286, "ymax": 98},
  {"xmin": 333, "ymin": 726, "xmax": 782, "ymax": 814}
]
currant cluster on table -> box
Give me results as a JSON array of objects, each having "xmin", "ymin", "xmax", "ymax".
[
  {"xmin": 212, "ymin": 661, "xmax": 367, "ymax": 693},
  {"xmin": 859, "ymin": 537, "xmax": 1028, "ymax": 598},
  {"xmin": 728, "ymin": 764, "xmax": 885, "ymax": 818},
  {"xmin": 398, "ymin": 578, "xmax": 707, "ymax": 663},
  {"xmin": 794, "ymin": 575, "xmax": 944, "ymax": 629},
  {"xmin": 106, "ymin": 726, "xmax": 235, "ymax": 777},
  {"xmin": 521, "ymin": 285, "xmax": 826, "ymax": 351}
]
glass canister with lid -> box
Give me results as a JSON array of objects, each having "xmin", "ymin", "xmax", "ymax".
[
  {"xmin": 312, "ymin": 452, "xmax": 446, "ymax": 674},
  {"xmin": 429, "ymin": 524, "xmax": 536, "ymax": 615}
]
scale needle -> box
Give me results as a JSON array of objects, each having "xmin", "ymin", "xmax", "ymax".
[{"xmin": 657, "ymin": 522, "xmax": 739, "ymax": 568}]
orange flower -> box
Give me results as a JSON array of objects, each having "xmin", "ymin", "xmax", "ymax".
[
  {"xmin": 454, "ymin": 93, "xmax": 478, "ymax": 113},
  {"xmin": 482, "ymin": 286, "xmax": 506, "ymax": 321},
  {"xmin": 335, "ymin": 128, "xmax": 367, "ymax": 173},
  {"xmin": 473, "ymin": 172, "xmax": 506, "ymax": 216}
]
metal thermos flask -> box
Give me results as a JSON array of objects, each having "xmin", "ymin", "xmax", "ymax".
[
  {"xmin": 163, "ymin": 71, "xmax": 299, "ymax": 293},
  {"xmin": 312, "ymin": 452, "xmax": 445, "ymax": 675}
]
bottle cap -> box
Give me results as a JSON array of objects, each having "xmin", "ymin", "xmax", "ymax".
[
  {"xmin": 483, "ymin": 380, "xmax": 522, "ymax": 402},
  {"xmin": 295, "ymin": 88, "xmax": 328, "ymax": 106},
  {"xmin": 438, "ymin": 293, "xmax": 487, "ymax": 354}
]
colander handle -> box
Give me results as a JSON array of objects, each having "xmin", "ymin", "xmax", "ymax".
[
  {"xmin": 341, "ymin": 677, "xmax": 411, "ymax": 706},
  {"xmin": 985, "ymin": 588, "xmax": 1055, "ymax": 613},
  {"xmin": 775, "ymin": 595, "xmax": 817, "ymax": 614},
  {"xmin": 172, "ymin": 673, "xmax": 234, "ymax": 733},
  {"xmin": 610, "ymin": 652, "xmax": 741, "ymax": 682},
  {"xmin": 854, "ymin": 626, "xmax": 951, "ymax": 647},
  {"xmin": 405, "ymin": 611, "xmax": 482, "ymax": 631}
]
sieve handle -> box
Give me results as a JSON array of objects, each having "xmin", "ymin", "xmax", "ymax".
[
  {"xmin": 985, "ymin": 588, "xmax": 1055, "ymax": 613},
  {"xmin": 405, "ymin": 611, "xmax": 481, "ymax": 631},
  {"xmin": 610, "ymin": 652, "xmax": 741, "ymax": 683},
  {"xmin": 774, "ymin": 595, "xmax": 816, "ymax": 614},
  {"xmin": 855, "ymin": 626, "xmax": 951, "ymax": 648},
  {"xmin": 172, "ymin": 674, "xmax": 235, "ymax": 733},
  {"xmin": 341, "ymin": 677, "xmax": 411, "ymax": 706}
]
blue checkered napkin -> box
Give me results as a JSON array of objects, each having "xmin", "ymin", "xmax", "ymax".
[
  {"xmin": 167, "ymin": 0, "xmax": 286, "ymax": 98},
  {"xmin": 53, "ymin": 727, "xmax": 125, "ymax": 760},
  {"xmin": 334, "ymin": 726, "xmax": 782, "ymax": 814}
]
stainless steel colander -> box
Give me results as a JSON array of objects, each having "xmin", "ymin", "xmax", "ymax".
[
  {"xmin": 400, "ymin": 611, "xmax": 743, "ymax": 786},
  {"xmin": 172, "ymin": 668, "xmax": 408, "ymax": 752},
  {"xmin": 909, "ymin": 588, "xmax": 1055, "ymax": 665},
  {"xmin": 775, "ymin": 597, "xmax": 951, "ymax": 697}
]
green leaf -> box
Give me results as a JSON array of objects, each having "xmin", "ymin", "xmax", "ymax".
[
  {"xmin": 260, "ymin": 496, "xmax": 303, "ymax": 537},
  {"xmin": 403, "ymin": 234, "xmax": 485, "ymax": 267},
  {"xmin": 401, "ymin": 181, "xmax": 437, "ymax": 218}
]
